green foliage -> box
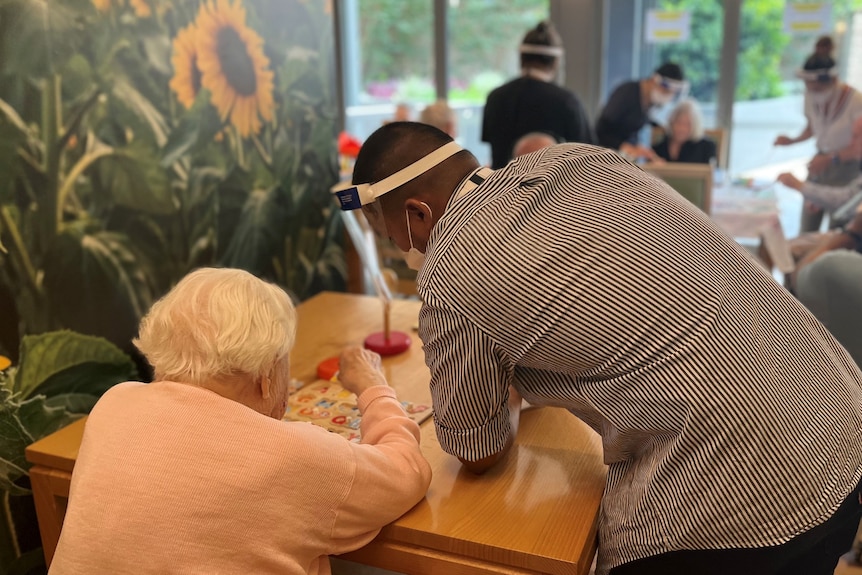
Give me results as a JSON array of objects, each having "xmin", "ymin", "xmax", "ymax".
[
  {"xmin": 357, "ymin": 0, "xmax": 548, "ymax": 103},
  {"xmin": 0, "ymin": 0, "xmax": 345, "ymax": 363},
  {"xmin": 657, "ymin": 0, "xmax": 862, "ymax": 101},
  {"xmin": 0, "ymin": 0, "xmax": 343, "ymax": 568},
  {"xmin": 0, "ymin": 331, "xmax": 136, "ymax": 569}
]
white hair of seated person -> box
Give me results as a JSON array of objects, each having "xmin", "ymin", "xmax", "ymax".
[
  {"xmin": 419, "ymin": 100, "xmax": 457, "ymax": 137},
  {"xmin": 513, "ymin": 132, "xmax": 558, "ymax": 158},
  {"xmin": 666, "ymin": 98, "xmax": 704, "ymax": 142},
  {"xmin": 134, "ymin": 267, "xmax": 297, "ymax": 388}
]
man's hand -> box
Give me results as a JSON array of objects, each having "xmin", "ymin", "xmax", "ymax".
[
  {"xmin": 807, "ymin": 153, "xmax": 832, "ymax": 176},
  {"xmin": 337, "ymin": 346, "xmax": 388, "ymax": 397},
  {"xmin": 774, "ymin": 135, "xmax": 794, "ymax": 146},
  {"xmin": 777, "ymin": 172, "xmax": 804, "ymax": 191}
]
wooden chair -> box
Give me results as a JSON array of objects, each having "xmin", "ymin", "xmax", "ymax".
[
  {"xmin": 643, "ymin": 162, "xmax": 714, "ymax": 215},
  {"xmin": 704, "ymin": 127, "xmax": 728, "ymax": 170}
]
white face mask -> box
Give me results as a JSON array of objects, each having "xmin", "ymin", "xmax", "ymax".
[{"xmin": 401, "ymin": 205, "xmax": 431, "ymax": 271}]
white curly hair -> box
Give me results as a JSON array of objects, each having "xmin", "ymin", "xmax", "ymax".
[{"xmin": 134, "ymin": 267, "xmax": 297, "ymax": 385}]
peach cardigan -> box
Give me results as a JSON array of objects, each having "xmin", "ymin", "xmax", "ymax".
[{"xmin": 50, "ymin": 381, "xmax": 432, "ymax": 574}]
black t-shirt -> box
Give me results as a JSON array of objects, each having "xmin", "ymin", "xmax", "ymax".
[
  {"xmin": 595, "ymin": 81, "xmax": 649, "ymax": 150},
  {"xmin": 652, "ymin": 137, "xmax": 717, "ymax": 164},
  {"xmin": 481, "ymin": 76, "xmax": 595, "ymax": 169}
]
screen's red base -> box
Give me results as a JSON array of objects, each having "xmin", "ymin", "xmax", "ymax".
[{"xmin": 364, "ymin": 331, "xmax": 411, "ymax": 356}]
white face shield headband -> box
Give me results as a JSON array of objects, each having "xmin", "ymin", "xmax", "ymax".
[
  {"xmin": 518, "ymin": 43, "xmax": 564, "ymax": 57},
  {"xmin": 330, "ymin": 141, "xmax": 463, "ymax": 211}
]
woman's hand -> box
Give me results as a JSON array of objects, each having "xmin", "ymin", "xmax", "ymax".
[{"xmin": 337, "ymin": 346, "xmax": 389, "ymax": 397}]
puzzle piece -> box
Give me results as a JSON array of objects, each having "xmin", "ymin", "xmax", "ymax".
[{"xmin": 283, "ymin": 379, "xmax": 431, "ymax": 442}]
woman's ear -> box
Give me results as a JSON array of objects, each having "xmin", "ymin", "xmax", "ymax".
[{"xmin": 259, "ymin": 373, "xmax": 273, "ymax": 400}]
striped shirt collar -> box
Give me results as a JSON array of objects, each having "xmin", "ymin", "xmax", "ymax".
[{"xmin": 454, "ymin": 167, "xmax": 494, "ymax": 201}]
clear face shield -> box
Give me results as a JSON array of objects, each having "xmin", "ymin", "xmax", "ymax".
[
  {"xmin": 653, "ymin": 75, "xmax": 689, "ymax": 105},
  {"xmin": 330, "ymin": 141, "xmax": 464, "ymax": 241}
]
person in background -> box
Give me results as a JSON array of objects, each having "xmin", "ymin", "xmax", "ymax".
[
  {"xmin": 773, "ymin": 35, "xmax": 862, "ymax": 232},
  {"xmin": 512, "ymin": 131, "xmax": 559, "ymax": 158},
  {"xmin": 334, "ymin": 121, "xmax": 862, "ymax": 575},
  {"xmin": 481, "ymin": 20, "xmax": 594, "ymax": 169},
  {"xmin": 419, "ymin": 100, "xmax": 457, "ymax": 138},
  {"xmin": 50, "ymin": 267, "xmax": 432, "ymax": 575},
  {"xmin": 793, "ymin": 206, "xmax": 862, "ymax": 367},
  {"xmin": 596, "ymin": 62, "xmax": 686, "ymax": 163},
  {"xmin": 652, "ymin": 99, "xmax": 716, "ymax": 164},
  {"xmin": 777, "ymin": 116, "xmax": 862, "ymax": 218}
]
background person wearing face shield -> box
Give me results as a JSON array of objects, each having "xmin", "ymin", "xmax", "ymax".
[
  {"xmin": 595, "ymin": 62, "xmax": 685, "ymax": 163},
  {"xmin": 481, "ymin": 20, "xmax": 595, "ymax": 170},
  {"xmin": 774, "ymin": 35, "xmax": 862, "ymax": 233}
]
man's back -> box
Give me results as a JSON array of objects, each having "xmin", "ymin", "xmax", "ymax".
[
  {"xmin": 482, "ymin": 77, "xmax": 593, "ymax": 169},
  {"xmin": 417, "ymin": 143, "xmax": 862, "ymax": 574}
]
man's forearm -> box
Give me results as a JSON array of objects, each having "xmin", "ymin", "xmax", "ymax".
[{"xmin": 459, "ymin": 387, "xmax": 523, "ymax": 474}]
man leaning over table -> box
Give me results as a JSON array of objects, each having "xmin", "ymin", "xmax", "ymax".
[{"xmin": 332, "ymin": 121, "xmax": 862, "ymax": 575}]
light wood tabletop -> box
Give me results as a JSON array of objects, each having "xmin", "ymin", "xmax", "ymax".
[{"xmin": 26, "ymin": 291, "xmax": 607, "ymax": 574}]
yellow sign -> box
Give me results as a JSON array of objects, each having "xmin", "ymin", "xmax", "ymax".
[
  {"xmin": 784, "ymin": 2, "xmax": 832, "ymax": 34},
  {"xmin": 645, "ymin": 10, "xmax": 691, "ymax": 44}
]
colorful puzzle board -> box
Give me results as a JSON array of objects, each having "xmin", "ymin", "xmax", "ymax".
[{"xmin": 283, "ymin": 379, "xmax": 432, "ymax": 443}]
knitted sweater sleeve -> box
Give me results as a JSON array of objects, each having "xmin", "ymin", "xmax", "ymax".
[{"xmin": 327, "ymin": 385, "xmax": 432, "ymax": 553}]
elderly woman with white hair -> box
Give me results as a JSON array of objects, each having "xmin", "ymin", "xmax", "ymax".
[
  {"xmin": 50, "ymin": 267, "xmax": 432, "ymax": 575},
  {"xmin": 652, "ymin": 99, "xmax": 716, "ymax": 164}
]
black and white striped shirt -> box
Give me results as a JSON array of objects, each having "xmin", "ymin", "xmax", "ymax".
[{"xmin": 416, "ymin": 144, "xmax": 862, "ymax": 573}]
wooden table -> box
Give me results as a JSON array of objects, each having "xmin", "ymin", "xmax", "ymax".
[
  {"xmin": 709, "ymin": 184, "xmax": 794, "ymax": 273},
  {"xmin": 26, "ymin": 292, "xmax": 606, "ymax": 575}
]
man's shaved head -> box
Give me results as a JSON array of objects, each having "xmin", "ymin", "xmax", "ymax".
[{"xmin": 352, "ymin": 122, "xmax": 456, "ymax": 186}]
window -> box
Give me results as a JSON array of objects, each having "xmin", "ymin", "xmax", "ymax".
[
  {"xmin": 447, "ymin": 0, "xmax": 549, "ymax": 165},
  {"xmin": 341, "ymin": 0, "xmax": 435, "ymax": 141}
]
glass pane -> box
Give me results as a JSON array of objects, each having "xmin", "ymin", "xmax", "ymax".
[
  {"xmin": 602, "ymin": 0, "xmax": 724, "ymax": 134},
  {"xmin": 731, "ymin": 1, "xmax": 862, "ymax": 236},
  {"xmin": 446, "ymin": 0, "xmax": 550, "ymax": 166},
  {"xmin": 343, "ymin": 0, "xmax": 435, "ymax": 141}
]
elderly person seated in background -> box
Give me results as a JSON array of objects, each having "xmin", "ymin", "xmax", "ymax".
[
  {"xmin": 50, "ymin": 267, "xmax": 432, "ymax": 575},
  {"xmin": 419, "ymin": 100, "xmax": 457, "ymax": 138},
  {"xmin": 512, "ymin": 131, "xmax": 559, "ymax": 158},
  {"xmin": 652, "ymin": 99, "xmax": 716, "ymax": 164}
]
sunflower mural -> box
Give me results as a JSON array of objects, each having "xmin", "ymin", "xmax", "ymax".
[
  {"xmin": 169, "ymin": 23, "xmax": 202, "ymax": 109},
  {"xmin": 184, "ymin": 0, "xmax": 276, "ymax": 138},
  {"xmin": 91, "ymin": 0, "xmax": 160, "ymax": 17}
]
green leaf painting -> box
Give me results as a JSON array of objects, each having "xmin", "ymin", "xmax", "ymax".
[
  {"xmin": 0, "ymin": 0, "xmax": 343, "ymax": 567},
  {"xmin": 0, "ymin": 0, "xmax": 343, "ymax": 357}
]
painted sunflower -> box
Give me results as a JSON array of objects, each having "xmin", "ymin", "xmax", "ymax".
[
  {"xmin": 129, "ymin": 0, "xmax": 152, "ymax": 17},
  {"xmin": 169, "ymin": 24, "xmax": 202, "ymax": 109},
  {"xmin": 194, "ymin": 0, "xmax": 274, "ymax": 138},
  {"xmin": 91, "ymin": 0, "xmax": 113, "ymax": 12}
]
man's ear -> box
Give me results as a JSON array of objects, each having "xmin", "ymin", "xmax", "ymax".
[{"xmin": 405, "ymin": 198, "xmax": 432, "ymax": 222}]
